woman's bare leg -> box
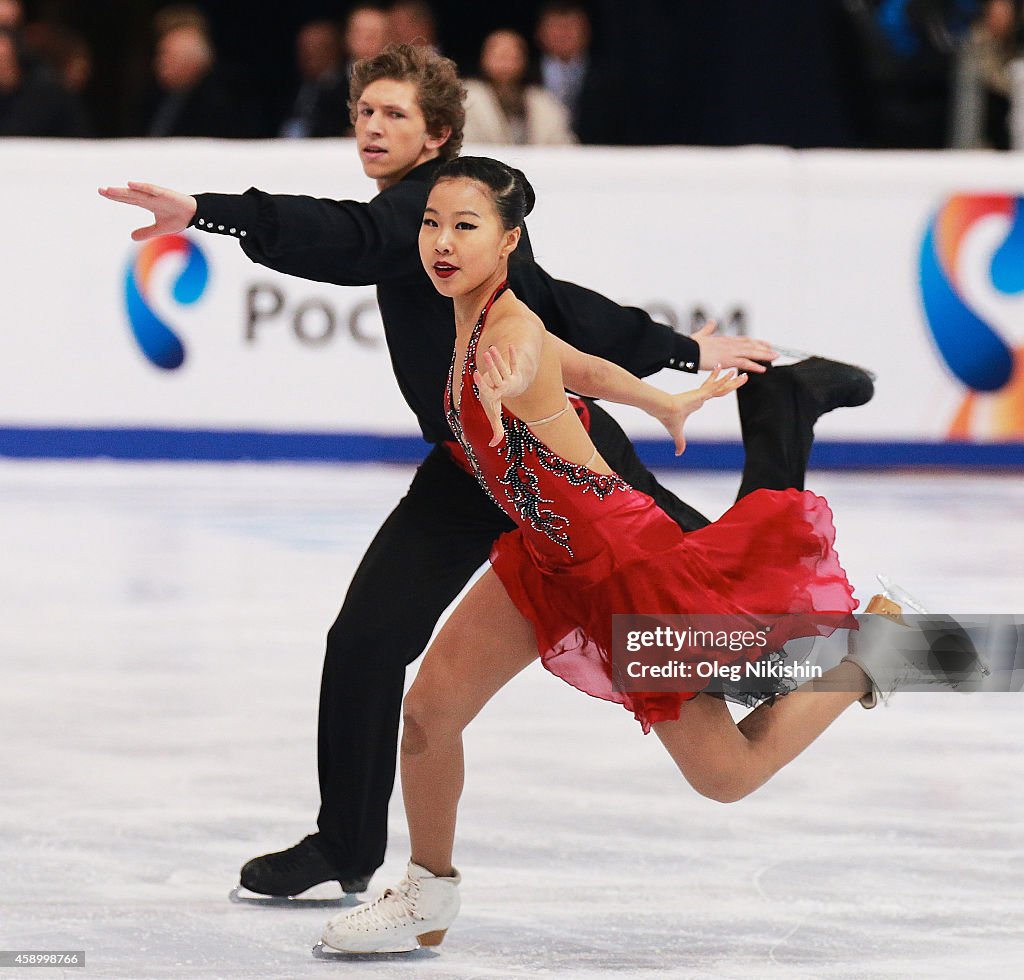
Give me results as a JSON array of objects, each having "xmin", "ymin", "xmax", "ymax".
[
  {"xmin": 654, "ymin": 660, "xmax": 871, "ymax": 803},
  {"xmin": 400, "ymin": 569, "xmax": 539, "ymax": 876}
]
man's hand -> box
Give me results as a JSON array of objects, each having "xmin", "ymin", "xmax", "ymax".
[
  {"xmin": 98, "ymin": 181, "xmax": 198, "ymax": 242},
  {"xmin": 473, "ymin": 345, "xmax": 526, "ymax": 447},
  {"xmin": 692, "ymin": 320, "xmax": 777, "ymax": 373},
  {"xmin": 654, "ymin": 367, "xmax": 748, "ymax": 456}
]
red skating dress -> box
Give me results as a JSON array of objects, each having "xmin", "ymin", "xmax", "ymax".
[{"xmin": 445, "ymin": 283, "xmax": 858, "ymax": 733}]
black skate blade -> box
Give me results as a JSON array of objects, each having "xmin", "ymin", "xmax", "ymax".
[
  {"xmin": 312, "ymin": 940, "xmax": 435, "ymax": 960},
  {"xmin": 229, "ymin": 885, "xmax": 359, "ymax": 909}
]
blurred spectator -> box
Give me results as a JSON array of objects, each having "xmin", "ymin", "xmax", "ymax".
[
  {"xmin": 389, "ymin": 1, "xmax": 438, "ymax": 49},
  {"xmin": 23, "ymin": 24, "xmax": 93, "ymax": 95},
  {"xmin": 463, "ymin": 28, "xmax": 575, "ymax": 145},
  {"xmin": 19, "ymin": 23, "xmax": 95, "ymax": 132},
  {"xmin": 144, "ymin": 23, "xmax": 249, "ymax": 137},
  {"xmin": 0, "ymin": 26, "xmax": 89, "ymax": 136},
  {"xmin": 344, "ymin": 5, "xmax": 391, "ymax": 71},
  {"xmin": 876, "ymin": 0, "xmax": 979, "ymax": 54},
  {"xmin": 535, "ymin": 1, "xmax": 591, "ymax": 124},
  {"xmin": 853, "ymin": 0, "xmax": 981, "ymax": 146},
  {"xmin": 958, "ymin": 0, "xmax": 1018, "ymax": 147},
  {"xmin": 0, "ymin": 0, "xmax": 22, "ymax": 31},
  {"xmin": 50, "ymin": 28, "xmax": 93, "ymax": 96},
  {"xmin": 279, "ymin": 20, "xmax": 348, "ymax": 138},
  {"xmin": 153, "ymin": 4, "xmax": 210, "ymax": 39}
]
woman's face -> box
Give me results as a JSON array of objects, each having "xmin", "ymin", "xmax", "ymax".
[
  {"xmin": 419, "ymin": 177, "xmax": 519, "ymax": 298},
  {"xmin": 481, "ymin": 30, "xmax": 527, "ymax": 86}
]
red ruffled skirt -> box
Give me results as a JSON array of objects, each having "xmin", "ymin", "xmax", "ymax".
[{"xmin": 490, "ymin": 487, "xmax": 858, "ymax": 733}]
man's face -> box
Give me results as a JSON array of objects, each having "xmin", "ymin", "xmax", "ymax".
[{"xmin": 354, "ymin": 78, "xmax": 446, "ymax": 189}]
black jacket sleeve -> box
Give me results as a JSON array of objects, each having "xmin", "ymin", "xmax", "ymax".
[
  {"xmin": 190, "ymin": 185, "xmax": 701, "ymax": 377},
  {"xmin": 189, "ymin": 183, "xmax": 424, "ymax": 287},
  {"xmin": 508, "ymin": 233, "xmax": 700, "ymax": 378}
]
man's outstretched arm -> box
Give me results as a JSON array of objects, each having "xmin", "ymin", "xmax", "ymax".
[
  {"xmin": 99, "ymin": 182, "xmax": 423, "ymax": 287},
  {"xmin": 508, "ymin": 256, "xmax": 777, "ymax": 379}
]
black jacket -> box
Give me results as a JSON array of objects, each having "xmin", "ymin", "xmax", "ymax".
[{"xmin": 191, "ymin": 157, "xmax": 699, "ymax": 443}]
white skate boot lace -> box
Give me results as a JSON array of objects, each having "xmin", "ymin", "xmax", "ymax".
[{"xmin": 349, "ymin": 875, "xmax": 424, "ymax": 932}]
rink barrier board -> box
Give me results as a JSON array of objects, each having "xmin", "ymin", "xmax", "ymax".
[
  {"xmin": 1, "ymin": 427, "xmax": 1022, "ymax": 469},
  {"xmin": 5, "ymin": 142, "xmax": 1024, "ymax": 448}
]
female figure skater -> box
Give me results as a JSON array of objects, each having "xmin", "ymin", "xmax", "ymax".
[{"xmin": 317, "ymin": 158, "xmax": 966, "ymax": 956}]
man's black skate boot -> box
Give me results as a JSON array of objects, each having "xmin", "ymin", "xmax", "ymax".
[
  {"xmin": 784, "ymin": 356, "xmax": 875, "ymax": 419},
  {"xmin": 230, "ymin": 834, "xmax": 371, "ymax": 906}
]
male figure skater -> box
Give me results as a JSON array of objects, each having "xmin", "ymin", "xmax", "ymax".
[{"xmin": 100, "ymin": 44, "xmax": 872, "ymax": 902}]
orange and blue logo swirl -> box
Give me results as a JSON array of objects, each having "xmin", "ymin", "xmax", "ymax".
[
  {"xmin": 125, "ymin": 235, "xmax": 209, "ymax": 370},
  {"xmin": 919, "ymin": 194, "xmax": 1024, "ymax": 438}
]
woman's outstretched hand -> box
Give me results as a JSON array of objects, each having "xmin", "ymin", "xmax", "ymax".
[
  {"xmin": 654, "ymin": 367, "xmax": 748, "ymax": 456},
  {"xmin": 98, "ymin": 182, "xmax": 198, "ymax": 241},
  {"xmin": 473, "ymin": 345, "xmax": 524, "ymax": 447}
]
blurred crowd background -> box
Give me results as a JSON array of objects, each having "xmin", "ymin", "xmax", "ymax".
[{"xmin": 1, "ymin": 0, "xmax": 1022, "ymax": 149}]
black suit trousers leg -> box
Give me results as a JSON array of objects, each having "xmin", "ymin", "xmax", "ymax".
[{"xmin": 734, "ymin": 368, "xmax": 816, "ymax": 500}]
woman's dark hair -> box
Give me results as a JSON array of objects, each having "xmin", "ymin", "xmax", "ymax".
[{"xmin": 432, "ymin": 156, "xmax": 536, "ymax": 230}]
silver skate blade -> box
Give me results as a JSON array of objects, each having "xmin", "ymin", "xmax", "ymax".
[
  {"xmin": 769, "ymin": 344, "xmax": 816, "ymax": 361},
  {"xmin": 770, "ymin": 345, "xmax": 878, "ymax": 381},
  {"xmin": 875, "ymin": 574, "xmax": 930, "ymax": 615},
  {"xmin": 312, "ymin": 940, "xmax": 432, "ymax": 959},
  {"xmin": 228, "ymin": 885, "xmax": 358, "ymax": 909}
]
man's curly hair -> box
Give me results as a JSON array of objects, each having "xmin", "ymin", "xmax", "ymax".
[{"xmin": 348, "ymin": 43, "xmax": 466, "ymax": 160}]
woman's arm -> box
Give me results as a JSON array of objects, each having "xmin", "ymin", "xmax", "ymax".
[{"xmin": 548, "ymin": 334, "xmax": 746, "ymax": 455}]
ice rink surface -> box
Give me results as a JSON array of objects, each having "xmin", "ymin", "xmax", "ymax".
[{"xmin": 1, "ymin": 460, "xmax": 1022, "ymax": 980}]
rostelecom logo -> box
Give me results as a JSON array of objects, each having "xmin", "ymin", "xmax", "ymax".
[
  {"xmin": 919, "ymin": 194, "xmax": 1024, "ymax": 439},
  {"xmin": 124, "ymin": 234, "xmax": 209, "ymax": 370}
]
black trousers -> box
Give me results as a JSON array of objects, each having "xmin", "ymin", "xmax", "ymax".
[{"xmin": 316, "ymin": 372, "xmax": 813, "ymax": 874}]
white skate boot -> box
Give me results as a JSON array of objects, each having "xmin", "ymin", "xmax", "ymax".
[
  {"xmin": 843, "ymin": 581, "xmax": 988, "ymax": 708},
  {"xmin": 314, "ymin": 861, "xmax": 461, "ymax": 955}
]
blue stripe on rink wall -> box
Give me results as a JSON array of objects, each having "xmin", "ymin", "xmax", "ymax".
[{"xmin": 2, "ymin": 426, "xmax": 1024, "ymax": 469}]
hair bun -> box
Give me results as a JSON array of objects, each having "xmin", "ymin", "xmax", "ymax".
[{"xmin": 510, "ymin": 167, "xmax": 536, "ymax": 218}]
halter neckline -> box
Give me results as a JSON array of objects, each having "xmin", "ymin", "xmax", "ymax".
[
  {"xmin": 475, "ymin": 279, "xmax": 509, "ymax": 335},
  {"xmin": 451, "ymin": 279, "xmax": 509, "ymax": 417}
]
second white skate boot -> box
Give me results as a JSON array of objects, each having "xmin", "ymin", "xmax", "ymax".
[
  {"xmin": 843, "ymin": 590, "xmax": 988, "ymax": 708},
  {"xmin": 314, "ymin": 861, "xmax": 461, "ymax": 955}
]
